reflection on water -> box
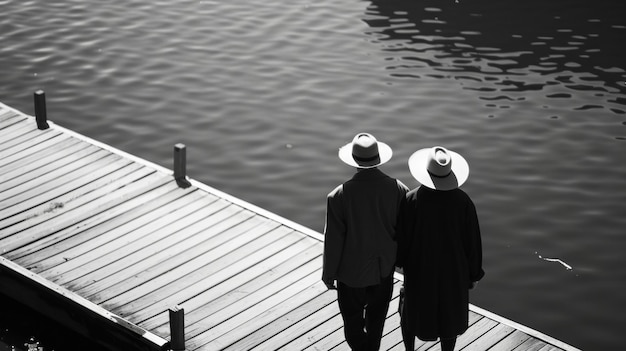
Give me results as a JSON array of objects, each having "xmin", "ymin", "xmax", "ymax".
[
  {"xmin": 359, "ymin": 3, "xmax": 626, "ymax": 349},
  {"xmin": 1, "ymin": 0, "xmax": 625, "ymax": 349},
  {"xmin": 363, "ymin": 0, "xmax": 625, "ymax": 114}
]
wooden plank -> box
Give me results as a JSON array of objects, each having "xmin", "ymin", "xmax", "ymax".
[
  {"xmin": 181, "ymin": 246, "xmax": 321, "ymax": 338},
  {"xmin": 0, "ymin": 108, "xmax": 22, "ymax": 121},
  {"xmin": 147, "ymin": 236, "xmax": 321, "ymax": 335},
  {"xmin": 0, "ymin": 115, "xmax": 32, "ymax": 132},
  {"xmin": 411, "ymin": 340, "xmax": 440, "ymax": 351},
  {"xmin": 285, "ymin": 312, "xmax": 343, "ymax": 351},
  {"xmin": 379, "ymin": 314, "xmax": 404, "ymax": 350},
  {"xmin": 44, "ymin": 199, "xmax": 237, "ymax": 288},
  {"xmin": 0, "ymin": 110, "xmax": 13, "ymax": 121},
  {"xmin": 142, "ymin": 237, "xmax": 323, "ymax": 334},
  {"xmin": 470, "ymin": 304, "xmax": 579, "ymax": 351},
  {"xmin": 17, "ymin": 189, "xmax": 213, "ymax": 268},
  {"xmin": 189, "ymin": 275, "xmax": 328, "ymax": 350},
  {"xmin": 332, "ymin": 341, "xmax": 352, "ymax": 351},
  {"xmin": 3, "ymin": 163, "xmax": 155, "ymax": 259},
  {"xmin": 30, "ymin": 179, "xmax": 181, "ymax": 274},
  {"xmin": 302, "ymin": 324, "xmax": 346, "ymax": 351},
  {"xmin": 489, "ymin": 330, "xmax": 533, "ymax": 351},
  {"xmin": 0, "ymin": 111, "xmax": 25, "ymax": 129},
  {"xmin": 116, "ymin": 220, "xmax": 289, "ymax": 320},
  {"xmin": 103, "ymin": 218, "xmax": 287, "ymax": 314},
  {"xmin": 179, "ymin": 235, "xmax": 320, "ymax": 339},
  {"xmin": 91, "ymin": 207, "xmax": 256, "ymax": 306},
  {"xmin": 397, "ymin": 337, "xmax": 436, "ymax": 351},
  {"xmin": 64, "ymin": 195, "xmax": 227, "ymax": 288},
  {"xmin": 59, "ymin": 198, "xmax": 232, "ymax": 297},
  {"xmin": 33, "ymin": 179, "xmax": 191, "ymax": 283},
  {"xmin": 387, "ymin": 340, "xmax": 408, "ymax": 351},
  {"xmin": 0, "ymin": 133, "xmax": 74, "ymax": 176},
  {"xmin": 11, "ymin": 187, "xmax": 205, "ymax": 265},
  {"xmin": 0, "ymin": 109, "xmax": 12, "ymax": 120},
  {"xmin": 0, "ymin": 146, "xmax": 106, "ymax": 213},
  {"xmin": 122, "ymin": 231, "xmax": 313, "ymax": 333},
  {"xmin": 454, "ymin": 316, "xmax": 499, "ymax": 350},
  {"xmin": 232, "ymin": 284, "xmax": 338, "ymax": 350},
  {"xmin": 463, "ymin": 323, "xmax": 515, "ymax": 351},
  {"xmin": 0, "ymin": 142, "xmax": 99, "ymax": 193},
  {"xmin": 0, "ymin": 151, "xmax": 126, "ymax": 220},
  {"xmin": 0, "ymin": 129, "xmax": 68, "ymax": 166},
  {"xmin": 1, "ymin": 163, "xmax": 153, "ymax": 238},
  {"xmin": 0, "ymin": 169, "xmax": 164, "ymax": 251},
  {"xmin": 512, "ymin": 337, "xmax": 550, "ymax": 351},
  {"xmin": 381, "ymin": 335, "xmax": 403, "ymax": 351},
  {"xmin": 0, "ymin": 105, "xmax": 18, "ymax": 116},
  {"xmin": 123, "ymin": 226, "xmax": 308, "ymax": 325},
  {"xmin": 0, "ymin": 123, "xmax": 38, "ymax": 147}
]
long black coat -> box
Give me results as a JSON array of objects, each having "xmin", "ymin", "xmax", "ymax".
[{"xmin": 397, "ymin": 186, "xmax": 484, "ymax": 341}]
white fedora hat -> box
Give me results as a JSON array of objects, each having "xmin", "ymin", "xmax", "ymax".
[
  {"xmin": 408, "ymin": 146, "xmax": 469, "ymax": 190},
  {"xmin": 338, "ymin": 133, "xmax": 393, "ymax": 169}
]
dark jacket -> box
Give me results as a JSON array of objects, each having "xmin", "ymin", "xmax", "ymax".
[
  {"xmin": 397, "ymin": 186, "xmax": 484, "ymax": 340},
  {"xmin": 323, "ymin": 168, "xmax": 409, "ymax": 288}
]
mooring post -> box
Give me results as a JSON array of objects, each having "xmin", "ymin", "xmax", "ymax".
[
  {"xmin": 174, "ymin": 143, "xmax": 191, "ymax": 188},
  {"xmin": 169, "ymin": 306, "xmax": 185, "ymax": 351},
  {"xmin": 34, "ymin": 90, "xmax": 49, "ymax": 130}
]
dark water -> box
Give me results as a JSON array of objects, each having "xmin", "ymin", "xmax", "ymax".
[
  {"xmin": 1, "ymin": 0, "xmax": 625, "ymax": 349},
  {"xmin": 0, "ymin": 295, "xmax": 110, "ymax": 351}
]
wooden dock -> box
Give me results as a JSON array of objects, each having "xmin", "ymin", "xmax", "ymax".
[{"xmin": 0, "ymin": 97, "xmax": 581, "ymax": 351}]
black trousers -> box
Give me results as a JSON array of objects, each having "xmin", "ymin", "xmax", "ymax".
[{"xmin": 337, "ymin": 274, "xmax": 394, "ymax": 351}]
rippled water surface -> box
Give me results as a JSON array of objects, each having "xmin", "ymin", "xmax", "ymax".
[{"xmin": 1, "ymin": 0, "xmax": 625, "ymax": 349}]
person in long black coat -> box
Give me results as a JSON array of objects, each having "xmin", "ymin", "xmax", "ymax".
[{"xmin": 396, "ymin": 146, "xmax": 485, "ymax": 351}]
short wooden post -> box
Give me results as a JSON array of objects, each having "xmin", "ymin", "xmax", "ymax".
[
  {"xmin": 174, "ymin": 143, "xmax": 191, "ymax": 188},
  {"xmin": 34, "ymin": 90, "xmax": 49, "ymax": 130},
  {"xmin": 169, "ymin": 306, "xmax": 185, "ymax": 351}
]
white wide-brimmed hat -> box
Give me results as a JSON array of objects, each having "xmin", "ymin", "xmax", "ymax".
[
  {"xmin": 338, "ymin": 133, "xmax": 393, "ymax": 169},
  {"xmin": 408, "ymin": 146, "xmax": 469, "ymax": 190}
]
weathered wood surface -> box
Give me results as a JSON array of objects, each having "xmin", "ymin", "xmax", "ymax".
[{"xmin": 0, "ymin": 101, "xmax": 581, "ymax": 351}]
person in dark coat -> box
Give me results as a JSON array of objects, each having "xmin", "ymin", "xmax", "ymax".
[
  {"xmin": 323, "ymin": 133, "xmax": 409, "ymax": 351},
  {"xmin": 396, "ymin": 146, "xmax": 484, "ymax": 351}
]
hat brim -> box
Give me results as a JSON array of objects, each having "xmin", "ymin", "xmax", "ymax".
[
  {"xmin": 408, "ymin": 148, "xmax": 469, "ymax": 190},
  {"xmin": 338, "ymin": 141, "xmax": 393, "ymax": 169}
]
